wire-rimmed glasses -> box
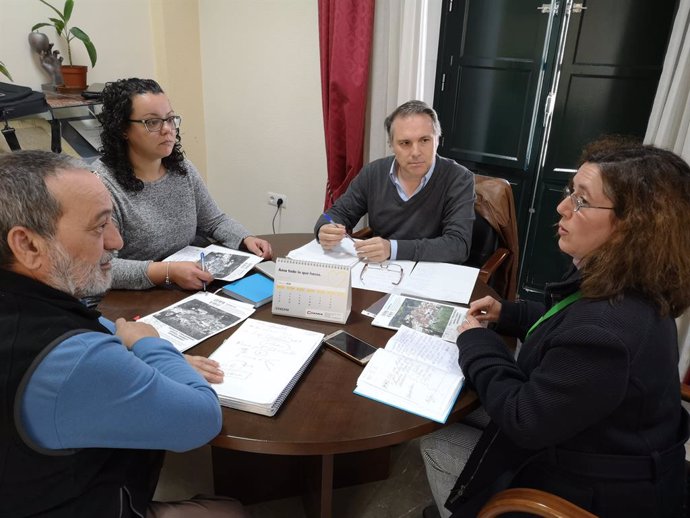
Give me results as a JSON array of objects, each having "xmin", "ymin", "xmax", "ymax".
[
  {"xmin": 359, "ymin": 261, "xmax": 404, "ymax": 285},
  {"xmin": 129, "ymin": 115, "xmax": 182, "ymax": 133},
  {"xmin": 562, "ymin": 185, "xmax": 615, "ymax": 213}
]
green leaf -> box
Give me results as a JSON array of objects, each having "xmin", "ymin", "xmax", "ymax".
[
  {"xmin": 63, "ymin": 0, "xmax": 74, "ymax": 24},
  {"xmin": 39, "ymin": 0, "xmax": 65, "ymax": 22},
  {"xmin": 0, "ymin": 61, "xmax": 12, "ymax": 81},
  {"xmin": 49, "ymin": 17, "xmax": 65, "ymax": 35},
  {"xmin": 70, "ymin": 26, "xmax": 89, "ymax": 41},
  {"xmin": 31, "ymin": 22, "xmax": 52, "ymax": 31},
  {"xmin": 71, "ymin": 27, "xmax": 97, "ymax": 67},
  {"xmin": 84, "ymin": 39, "xmax": 97, "ymax": 68}
]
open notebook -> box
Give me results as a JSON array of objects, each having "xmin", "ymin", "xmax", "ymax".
[
  {"xmin": 354, "ymin": 326, "xmax": 464, "ymax": 423},
  {"xmin": 209, "ymin": 319, "xmax": 324, "ymax": 416}
]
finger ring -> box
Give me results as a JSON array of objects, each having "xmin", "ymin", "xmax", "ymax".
[{"xmin": 363, "ymin": 256, "xmax": 368, "ymax": 261}]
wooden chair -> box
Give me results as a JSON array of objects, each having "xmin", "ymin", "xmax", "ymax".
[
  {"xmin": 468, "ymin": 212, "xmax": 510, "ymax": 287},
  {"xmin": 473, "ymin": 175, "xmax": 519, "ymax": 300},
  {"xmin": 477, "ymin": 488, "xmax": 597, "ymax": 518}
]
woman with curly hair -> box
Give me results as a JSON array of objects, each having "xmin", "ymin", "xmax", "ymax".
[
  {"xmin": 421, "ymin": 141, "xmax": 690, "ymax": 518},
  {"xmin": 93, "ymin": 78, "xmax": 272, "ymax": 291}
]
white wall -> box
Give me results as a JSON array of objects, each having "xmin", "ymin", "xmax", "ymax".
[
  {"xmin": 2, "ymin": 0, "xmax": 384, "ymax": 239},
  {"xmin": 150, "ymin": 0, "xmax": 207, "ymax": 172},
  {"xmin": 199, "ymin": 0, "xmax": 327, "ymax": 236},
  {"xmin": 0, "ymin": 0, "xmax": 155, "ymax": 89}
]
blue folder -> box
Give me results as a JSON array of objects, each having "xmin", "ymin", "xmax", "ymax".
[{"xmin": 222, "ymin": 273, "xmax": 274, "ymax": 308}]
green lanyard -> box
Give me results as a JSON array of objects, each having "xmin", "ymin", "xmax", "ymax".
[{"xmin": 525, "ymin": 291, "xmax": 582, "ymax": 339}]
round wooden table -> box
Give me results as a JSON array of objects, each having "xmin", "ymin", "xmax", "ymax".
[{"xmin": 98, "ymin": 234, "xmax": 492, "ymax": 517}]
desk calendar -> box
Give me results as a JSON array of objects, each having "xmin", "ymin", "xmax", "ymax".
[{"xmin": 272, "ymin": 257, "xmax": 351, "ymax": 324}]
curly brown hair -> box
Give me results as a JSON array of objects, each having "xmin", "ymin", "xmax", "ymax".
[
  {"xmin": 98, "ymin": 78, "xmax": 186, "ymax": 192},
  {"xmin": 577, "ymin": 142, "xmax": 690, "ymax": 317}
]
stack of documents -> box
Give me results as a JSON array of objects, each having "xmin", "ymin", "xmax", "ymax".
[
  {"xmin": 285, "ymin": 241, "xmax": 479, "ymax": 305},
  {"xmin": 372, "ymin": 294, "xmax": 467, "ymax": 342},
  {"xmin": 352, "ymin": 261, "xmax": 479, "ymax": 304},
  {"xmin": 209, "ymin": 319, "xmax": 325, "ymax": 416}
]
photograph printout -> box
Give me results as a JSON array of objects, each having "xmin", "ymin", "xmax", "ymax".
[
  {"xmin": 138, "ymin": 292, "xmax": 255, "ymax": 352},
  {"xmin": 163, "ymin": 244, "xmax": 262, "ymax": 282},
  {"xmin": 371, "ymin": 294, "xmax": 467, "ymax": 342}
]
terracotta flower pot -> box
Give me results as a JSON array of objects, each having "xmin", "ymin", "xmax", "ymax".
[{"xmin": 60, "ymin": 65, "xmax": 88, "ymax": 92}]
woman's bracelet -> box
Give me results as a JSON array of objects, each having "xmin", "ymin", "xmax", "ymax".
[{"xmin": 164, "ymin": 262, "xmax": 171, "ymax": 285}]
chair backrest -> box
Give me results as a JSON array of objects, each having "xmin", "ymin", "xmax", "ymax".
[
  {"xmin": 477, "ymin": 488, "xmax": 598, "ymax": 518},
  {"xmin": 473, "ymin": 175, "xmax": 519, "ymax": 300},
  {"xmin": 466, "ymin": 213, "xmax": 500, "ymax": 271}
]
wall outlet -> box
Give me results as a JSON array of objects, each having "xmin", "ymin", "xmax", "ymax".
[{"xmin": 267, "ymin": 192, "xmax": 287, "ymax": 208}]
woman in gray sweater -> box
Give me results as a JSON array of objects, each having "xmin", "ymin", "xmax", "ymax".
[{"xmin": 93, "ymin": 78, "xmax": 271, "ymax": 291}]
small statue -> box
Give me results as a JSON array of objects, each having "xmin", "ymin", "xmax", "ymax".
[{"xmin": 28, "ymin": 32, "xmax": 63, "ymax": 88}]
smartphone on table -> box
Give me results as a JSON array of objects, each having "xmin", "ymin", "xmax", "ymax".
[{"xmin": 322, "ymin": 330, "xmax": 377, "ymax": 365}]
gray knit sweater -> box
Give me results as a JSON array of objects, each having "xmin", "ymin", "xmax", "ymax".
[
  {"xmin": 315, "ymin": 155, "xmax": 475, "ymax": 263},
  {"xmin": 94, "ymin": 159, "xmax": 251, "ymax": 290}
]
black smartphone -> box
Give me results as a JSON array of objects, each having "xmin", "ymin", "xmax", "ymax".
[{"xmin": 322, "ymin": 330, "xmax": 377, "ymax": 365}]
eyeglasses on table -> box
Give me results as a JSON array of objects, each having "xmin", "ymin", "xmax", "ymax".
[{"xmin": 359, "ymin": 261, "xmax": 404, "ymax": 285}]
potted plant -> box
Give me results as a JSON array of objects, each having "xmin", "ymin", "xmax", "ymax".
[{"xmin": 31, "ymin": 0, "xmax": 97, "ymax": 91}]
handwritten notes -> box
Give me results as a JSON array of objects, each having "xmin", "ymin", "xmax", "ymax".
[
  {"xmin": 354, "ymin": 326, "xmax": 464, "ymax": 423},
  {"xmin": 210, "ymin": 319, "xmax": 324, "ymax": 416}
]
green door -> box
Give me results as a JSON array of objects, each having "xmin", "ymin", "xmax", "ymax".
[
  {"xmin": 434, "ymin": 0, "xmax": 555, "ymax": 246},
  {"xmin": 434, "ymin": 0, "xmax": 676, "ymax": 298}
]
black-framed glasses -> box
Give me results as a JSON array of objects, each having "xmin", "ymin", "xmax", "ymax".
[
  {"xmin": 359, "ymin": 262, "xmax": 404, "ymax": 285},
  {"xmin": 129, "ymin": 115, "xmax": 181, "ymax": 133},
  {"xmin": 563, "ymin": 186, "xmax": 615, "ymax": 213}
]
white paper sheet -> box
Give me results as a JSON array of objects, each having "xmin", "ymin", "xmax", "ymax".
[
  {"xmin": 287, "ymin": 238, "xmax": 361, "ymax": 267},
  {"xmin": 400, "ymin": 262, "xmax": 479, "ymax": 305}
]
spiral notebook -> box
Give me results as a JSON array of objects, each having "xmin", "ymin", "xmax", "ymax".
[
  {"xmin": 209, "ymin": 319, "xmax": 325, "ymax": 416},
  {"xmin": 272, "ymin": 257, "xmax": 352, "ymax": 324}
]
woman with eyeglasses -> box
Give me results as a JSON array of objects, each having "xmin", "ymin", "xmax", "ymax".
[
  {"xmin": 93, "ymin": 78, "xmax": 272, "ymax": 292},
  {"xmin": 421, "ymin": 139, "xmax": 690, "ymax": 518}
]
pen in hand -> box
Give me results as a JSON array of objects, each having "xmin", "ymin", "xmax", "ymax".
[
  {"xmin": 200, "ymin": 252, "xmax": 207, "ymax": 292},
  {"xmin": 322, "ymin": 213, "xmax": 355, "ymax": 242}
]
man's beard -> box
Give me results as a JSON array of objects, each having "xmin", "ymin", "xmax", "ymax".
[{"xmin": 47, "ymin": 242, "xmax": 114, "ymax": 299}]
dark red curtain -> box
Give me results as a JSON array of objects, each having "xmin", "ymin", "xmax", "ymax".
[{"xmin": 318, "ymin": 0, "xmax": 375, "ymax": 210}]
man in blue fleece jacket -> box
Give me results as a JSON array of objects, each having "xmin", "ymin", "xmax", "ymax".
[{"xmin": 0, "ymin": 151, "xmax": 246, "ymax": 518}]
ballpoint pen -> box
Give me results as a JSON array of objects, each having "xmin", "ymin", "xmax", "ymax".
[
  {"xmin": 200, "ymin": 252, "xmax": 207, "ymax": 292},
  {"xmin": 322, "ymin": 213, "xmax": 355, "ymax": 242}
]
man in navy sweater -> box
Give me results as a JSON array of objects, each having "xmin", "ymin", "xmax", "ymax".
[
  {"xmin": 0, "ymin": 151, "xmax": 246, "ymax": 517},
  {"xmin": 315, "ymin": 100, "xmax": 475, "ymax": 264}
]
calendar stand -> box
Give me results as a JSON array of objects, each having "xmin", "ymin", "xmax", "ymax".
[{"xmin": 272, "ymin": 257, "xmax": 351, "ymax": 324}]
